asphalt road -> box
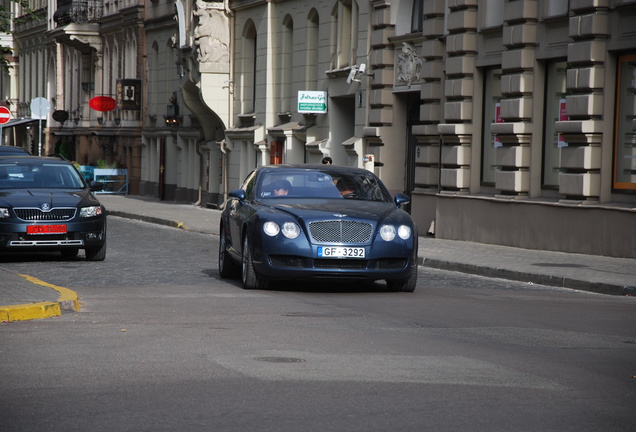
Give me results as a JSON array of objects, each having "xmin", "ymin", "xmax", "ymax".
[{"xmin": 1, "ymin": 217, "xmax": 635, "ymax": 432}]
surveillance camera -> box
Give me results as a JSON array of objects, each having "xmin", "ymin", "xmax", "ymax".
[
  {"xmin": 346, "ymin": 66, "xmax": 358, "ymax": 84},
  {"xmin": 358, "ymin": 63, "xmax": 366, "ymax": 74}
]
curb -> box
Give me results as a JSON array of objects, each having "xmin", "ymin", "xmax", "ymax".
[
  {"xmin": 107, "ymin": 210, "xmax": 190, "ymax": 231},
  {"xmin": 420, "ymin": 258, "xmax": 628, "ymax": 296},
  {"xmin": 0, "ymin": 274, "xmax": 80, "ymax": 323}
]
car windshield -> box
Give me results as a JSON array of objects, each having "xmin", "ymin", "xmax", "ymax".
[
  {"xmin": 0, "ymin": 162, "xmax": 85, "ymax": 189},
  {"xmin": 258, "ymin": 169, "xmax": 392, "ymax": 202}
]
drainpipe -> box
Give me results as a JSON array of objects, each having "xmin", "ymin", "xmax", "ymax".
[
  {"xmin": 194, "ymin": 138, "xmax": 206, "ymax": 206},
  {"xmin": 219, "ymin": 139, "xmax": 229, "ymax": 209}
]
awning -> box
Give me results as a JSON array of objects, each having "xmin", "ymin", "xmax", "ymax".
[
  {"xmin": 305, "ymin": 138, "xmax": 327, "ymax": 148},
  {"xmin": 268, "ymin": 122, "xmax": 307, "ymax": 133},
  {"xmin": 342, "ymin": 136, "xmax": 362, "ymax": 146},
  {"xmin": 1, "ymin": 118, "xmax": 41, "ymax": 128}
]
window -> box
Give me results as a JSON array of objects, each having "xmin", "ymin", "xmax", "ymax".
[
  {"xmin": 331, "ymin": 0, "xmax": 358, "ymax": 69},
  {"xmin": 484, "ymin": 0, "xmax": 504, "ymax": 28},
  {"xmin": 242, "ymin": 21, "xmax": 257, "ymax": 113},
  {"xmin": 281, "ymin": 15, "xmax": 293, "ymax": 113},
  {"xmin": 481, "ymin": 68, "xmax": 502, "ymax": 185},
  {"xmin": 411, "ymin": 0, "xmax": 424, "ymax": 33},
  {"xmin": 306, "ymin": 10, "xmax": 319, "ymax": 89},
  {"xmin": 614, "ymin": 54, "xmax": 636, "ymax": 190},
  {"xmin": 543, "ymin": 60, "xmax": 568, "ymax": 188},
  {"xmin": 545, "ymin": 0, "xmax": 569, "ymax": 18}
]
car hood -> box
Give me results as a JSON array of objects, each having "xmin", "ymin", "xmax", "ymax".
[
  {"xmin": 264, "ymin": 199, "xmax": 401, "ymax": 224},
  {"xmin": 0, "ymin": 189, "xmax": 98, "ymax": 208}
]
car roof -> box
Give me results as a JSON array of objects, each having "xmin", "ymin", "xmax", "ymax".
[
  {"xmin": 257, "ymin": 164, "xmax": 372, "ymax": 175},
  {"xmin": 0, "ymin": 145, "xmax": 30, "ymax": 155},
  {"xmin": 0, "ymin": 155, "xmax": 70, "ymax": 165}
]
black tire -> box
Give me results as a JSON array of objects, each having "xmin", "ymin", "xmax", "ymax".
[
  {"xmin": 60, "ymin": 248, "xmax": 79, "ymax": 258},
  {"xmin": 241, "ymin": 235, "xmax": 269, "ymax": 290},
  {"xmin": 218, "ymin": 225, "xmax": 240, "ymax": 278},
  {"xmin": 85, "ymin": 239, "xmax": 107, "ymax": 261},
  {"xmin": 386, "ymin": 265, "xmax": 418, "ymax": 292}
]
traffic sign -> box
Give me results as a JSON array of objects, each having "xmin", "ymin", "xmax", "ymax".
[
  {"xmin": 30, "ymin": 97, "xmax": 50, "ymax": 119},
  {"xmin": 0, "ymin": 106, "xmax": 10, "ymax": 124}
]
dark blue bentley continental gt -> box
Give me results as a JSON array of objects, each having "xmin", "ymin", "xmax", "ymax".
[
  {"xmin": 0, "ymin": 156, "xmax": 107, "ymax": 261},
  {"xmin": 218, "ymin": 164, "xmax": 418, "ymax": 291}
]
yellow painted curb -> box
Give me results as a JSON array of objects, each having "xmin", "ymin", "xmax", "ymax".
[
  {"xmin": 0, "ymin": 274, "xmax": 80, "ymax": 323},
  {"xmin": 0, "ymin": 301, "xmax": 61, "ymax": 322},
  {"xmin": 17, "ymin": 274, "xmax": 81, "ymax": 312}
]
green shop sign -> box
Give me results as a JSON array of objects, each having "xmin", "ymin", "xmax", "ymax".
[{"xmin": 298, "ymin": 91, "xmax": 327, "ymax": 114}]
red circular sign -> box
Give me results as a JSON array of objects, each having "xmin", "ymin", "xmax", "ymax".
[
  {"xmin": 89, "ymin": 96, "xmax": 117, "ymax": 112},
  {"xmin": 0, "ymin": 106, "xmax": 11, "ymax": 124}
]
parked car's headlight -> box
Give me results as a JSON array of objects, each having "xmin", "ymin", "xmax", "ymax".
[
  {"xmin": 80, "ymin": 206, "xmax": 103, "ymax": 218},
  {"xmin": 380, "ymin": 225, "xmax": 396, "ymax": 241},
  {"xmin": 398, "ymin": 225, "xmax": 412, "ymax": 240},
  {"xmin": 0, "ymin": 208, "xmax": 9, "ymax": 218},
  {"xmin": 281, "ymin": 222, "xmax": 301, "ymax": 239}
]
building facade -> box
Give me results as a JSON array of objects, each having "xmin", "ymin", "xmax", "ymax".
[
  {"xmin": 220, "ymin": 0, "xmax": 636, "ymax": 258},
  {"xmin": 5, "ymin": 0, "xmax": 636, "ymax": 258}
]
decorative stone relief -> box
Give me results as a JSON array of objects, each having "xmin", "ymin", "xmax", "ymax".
[
  {"xmin": 396, "ymin": 43, "xmax": 424, "ymax": 87},
  {"xmin": 193, "ymin": 0, "xmax": 229, "ymax": 65}
]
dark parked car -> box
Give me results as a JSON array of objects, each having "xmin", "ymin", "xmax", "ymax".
[
  {"xmin": 0, "ymin": 156, "xmax": 107, "ymax": 260},
  {"xmin": 219, "ymin": 164, "xmax": 418, "ymax": 291},
  {"xmin": 0, "ymin": 145, "xmax": 30, "ymax": 156}
]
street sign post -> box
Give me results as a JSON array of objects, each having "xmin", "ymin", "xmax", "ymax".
[
  {"xmin": 0, "ymin": 106, "xmax": 11, "ymax": 146},
  {"xmin": 30, "ymin": 97, "xmax": 50, "ymax": 156}
]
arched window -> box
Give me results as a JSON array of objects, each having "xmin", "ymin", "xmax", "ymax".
[
  {"xmin": 281, "ymin": 15, "xmax": 293, "ymax": 113},
  {"xmin": 306, "ymin": 9, "xmax": 319, "ymax": 89}
]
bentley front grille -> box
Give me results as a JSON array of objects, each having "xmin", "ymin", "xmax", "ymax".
[
  {"xmin": 308, "ymin": 220, "xmax": 372, "ymax": 243},
  {"xmin": 14, "ymin": 207, "xmax": 76, "ymax": 222}
]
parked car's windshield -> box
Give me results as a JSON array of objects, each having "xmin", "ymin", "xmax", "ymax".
[
  {"xmin": 258, "ymin": 169, "xmax": 392, "ymax": 202},
  {"xmin": 0, "ymin": 162, "xmax": 85, "ymax": 189}
]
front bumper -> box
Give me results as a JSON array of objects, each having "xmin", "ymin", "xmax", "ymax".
[
  {"xmin": 251, "ymin": 231, "xmax": 417, "ymax": 282},
  {"xmin": 0, "ymin": 218, "xmax": 106, "ymax": 250}
]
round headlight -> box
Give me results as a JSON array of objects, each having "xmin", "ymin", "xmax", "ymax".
[
  {"xmin": 379, "ymin": 224, "xmax": 396, "ymax": 241},
  {"xmin": 398, "ymin": 225, "xmax": 411, "ymax": 240},
  {"xmin": 263, "ymin": 221, "xmax": 280, "ymax": 237},
  {"xmin": 281, "ymin": 222, "xmax": 301, "ymax": 239}
]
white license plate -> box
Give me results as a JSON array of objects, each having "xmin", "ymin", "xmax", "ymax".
[{"xmin": 317, "ymin": 246, "xmax": 365, "ymax": 258}]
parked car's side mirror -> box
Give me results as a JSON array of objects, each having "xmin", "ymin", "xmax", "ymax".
[
  {"xmin": 394, "ymin": 193, "xmax": 410, "ymax": 207},
  {"xmin": 229, "ymin": 189, "xmax": 246, "ymax": 201},
  {"xmin": 90, "ymin": 181, "xmax": 104, "ymax": 192}
]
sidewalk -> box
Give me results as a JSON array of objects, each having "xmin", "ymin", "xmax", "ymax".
[{"xmin": 2, "ymin": 194, "xmax": 635, "ymax": 321}]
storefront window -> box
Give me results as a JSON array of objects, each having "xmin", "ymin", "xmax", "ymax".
[
  {"xmin": 614, "ymin": 54, "xmax": 636, "ymax": 190},
  {"xmin": 543, "ymin": 61, "xmax": 568, "ymax": 188},
  {"xmin": 481, "ymin": 68, "xmax": 502, "ymax": 185}
]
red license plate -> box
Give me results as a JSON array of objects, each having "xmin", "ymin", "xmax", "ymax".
[{"xmin": 27, "ymin": 225, "xmax": 67, "ymax": 234}]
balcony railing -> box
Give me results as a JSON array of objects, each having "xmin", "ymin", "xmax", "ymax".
[{"xmin": 53, "ymin": 0, "xmax": 102, "ymax": 26}]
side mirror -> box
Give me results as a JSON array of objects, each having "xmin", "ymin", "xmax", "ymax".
[
  {"xmin": 89, "ymin": 181, "xmax": 104, "ymax": 192},
  {"xmin": 229, "ymin": 189, "xmax": 246, "ymax": 201},
  {"xmin": 394, "ymin": 193, "xmax": 410, "ymax": 207}
]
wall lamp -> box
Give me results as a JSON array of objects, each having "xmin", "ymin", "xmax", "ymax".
[
  {"xmin": 81, "ymin": 82, "xmax": 95, "ymax": 92},
  {"xmin": 97, "ymin": 117, "xmax": 103, "ymax": 125},
  {"xmin": 114, "ymin": 117, "xmax": 121, "ymax": 126}
]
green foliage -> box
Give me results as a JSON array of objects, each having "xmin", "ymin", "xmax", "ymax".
[{"xmin": 0, "ymin": 0, "xmax": 34, "ymax": 72}]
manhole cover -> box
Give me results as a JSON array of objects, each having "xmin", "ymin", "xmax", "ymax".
[{"xmin": 254, "ymin": 357, "xmax": 306, "ymax": 363}]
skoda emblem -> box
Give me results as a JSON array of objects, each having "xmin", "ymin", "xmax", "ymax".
[
  {"xmin": 333, "ymin": 213, "xmax": 347, "ymax": 218},
  {"xmin": 40, "ymin": 203, "xmax": 51, "ymax": 212}
]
